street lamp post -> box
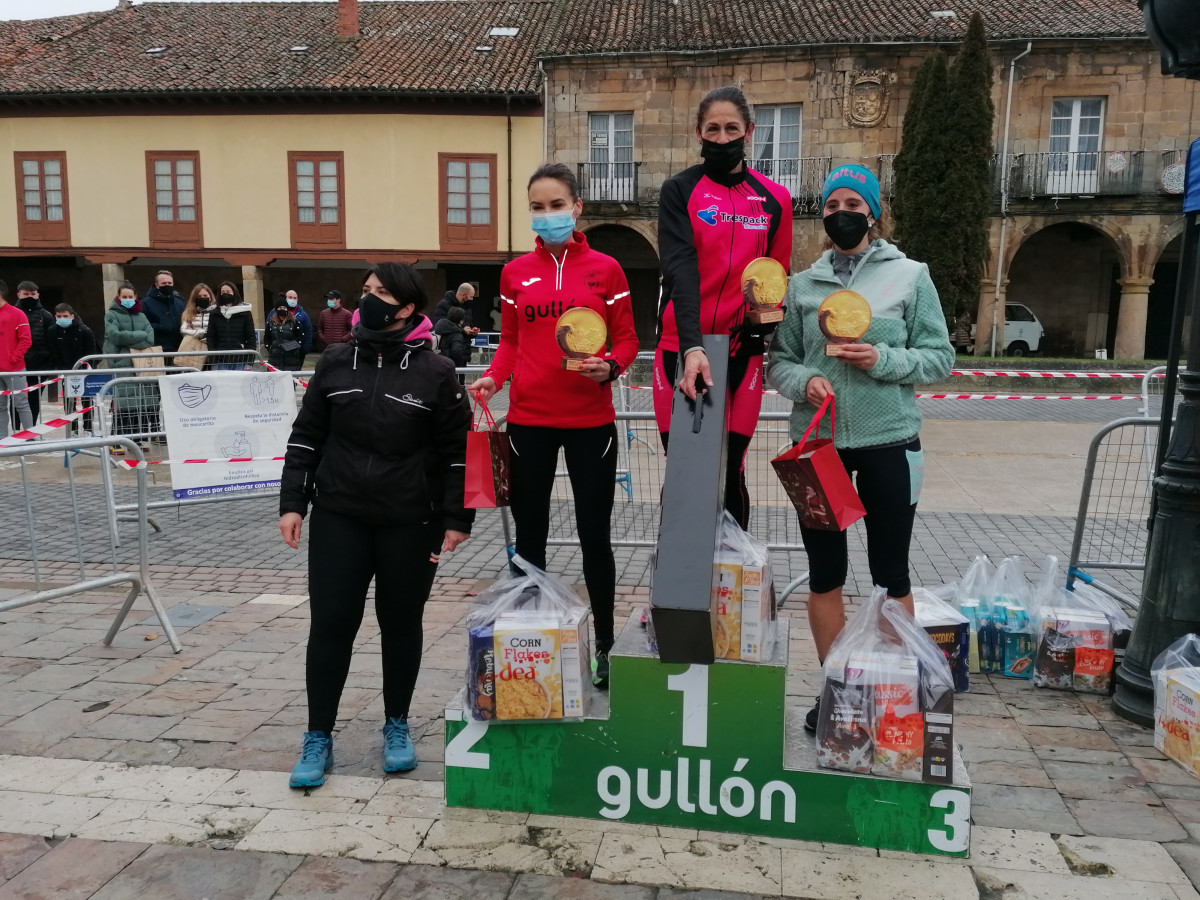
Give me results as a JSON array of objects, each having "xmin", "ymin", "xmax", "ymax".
[{"xmin": 1113, "ymin": 0, "xmax": 1200, "ymax": 725}]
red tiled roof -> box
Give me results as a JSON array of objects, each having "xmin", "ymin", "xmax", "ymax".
[
  {"xmin": 548, "ymin": 0, "xmax": 1146, "ymax": 55},
  {"xmin": 0, "ymin": 1, "xmax": 558, "ymax": 98},
  {"xmin": 0, "ymin": 0, "xmax": 1147, "ymax": 100}
]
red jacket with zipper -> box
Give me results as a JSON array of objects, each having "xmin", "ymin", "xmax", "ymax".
[
  {"xmin": 486, "ymin": 232, "xmax": 639, "ymax": 429},
  {"xmin": 0, "ymin": 301, "xmax": 33, "ymax": 371}
]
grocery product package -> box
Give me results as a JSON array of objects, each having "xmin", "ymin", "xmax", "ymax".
[
  {"xmin": 713, "ymin": 512, "xmax": 778, "ymax": 663},
  {"xmin": 1153, "ymin": 634, "xmax": 1200, "ymax": 766},
  {"xmin": 1031, "ymin": 557, "xmax": 1117, "ymax": 694},
  {"xmin": 1070, "ymin": 581, "xmax": 1134, "ymax": 694},
  {"xmin": 464, "ymin": 555, "xmax": 592, "ymax": 721},
  {"xmin": 816, "ymin": 587, "xmax": 956, "ymax": 784},
  {"xmin": 914, "ymin": 586, "xmax": 970, "ymax": 692},
  {"xmin": 989, "ymin": 557, "xmax": 1035, "ymax": 678},
  {"xmin": 956, "ymin": 555, "xmax": 993, "ymax": 675}
]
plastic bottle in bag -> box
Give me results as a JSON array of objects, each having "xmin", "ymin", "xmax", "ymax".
[{"xmin": 957, "ymin": 556, "xmax": 992, "ymax": 675}]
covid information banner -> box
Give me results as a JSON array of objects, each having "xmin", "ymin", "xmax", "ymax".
[{"xmin": 159, "ymin": 371, "xmax": 297, "ymax": 500}]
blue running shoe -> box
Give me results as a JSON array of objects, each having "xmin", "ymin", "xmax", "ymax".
[
  {"xmin": 289, "ymin": 730, "xmax": 332, "ymax": 789},
  {"xmin": 382, "ymin": 716, "xmax": 417, "ymax": 772}
]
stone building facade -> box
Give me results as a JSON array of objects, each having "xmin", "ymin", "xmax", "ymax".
[{"xmin": 544, "ymin": 31, "xmax": 1197, "ymax": 357}]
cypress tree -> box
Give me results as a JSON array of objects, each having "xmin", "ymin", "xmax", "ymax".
[
  {"xmin": 892, "ymin": 50, "xmax": 960, "ymax": 320},
  {"xmin": 945, "ymin": 12, "xmax": 995, "ymax": 321}
]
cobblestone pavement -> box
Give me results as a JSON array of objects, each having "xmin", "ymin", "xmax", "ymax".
[{"xmin": 0, "ymin": 398, "xmax": 1183, "ymax": 899}]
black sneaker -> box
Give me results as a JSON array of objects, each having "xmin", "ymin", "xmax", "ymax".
[
  {"xmin": 804, "ymin": 697, "xmax": 820, "ymax": 734},
  {"xmin": 592, "ymin": 650, "xmax": 610, "ymax": 691}
]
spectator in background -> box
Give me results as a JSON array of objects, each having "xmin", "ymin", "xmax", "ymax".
[
  {"xmin": 207, "ymin": 282, "xmax": 256, "ymax": 369},
  {"xmin": 0, "ymin": 278, "xmax": 33, "ymax": 440},
  {"xmin": 178, "ymin": 284, "xmax": 213, "ymax": 369},
  {"xmin": 282, "ymin": 290, "xmax": 314, "ymax": 369},
  {"xmin": 317, "ymin": 290, "xmax": 353, "ymax": 349},
  {"xmin": 265, "ymin": 295, "xmax": 305, "ymax": 372},
  {"xmin": 49, "ymin": 303, "xmax": 97, "ymax": 434},
  {"xmin": 434, "ymin": 305, "xmax": 469, "ymax": 370},
  {"xmin": 952, "ymin": 310, "xmax": 973, "ymax": 355},
  {"xmin": 432, "ymin": 283, "xmax": 480, "ymax": 337},
  {"xmin": 103, "ymin": 281, "xmax": 155, "ymax": 453},
  {"xmin": 141, "ymin": 270, "xmax": 185, "ymax": 362},
  {"xmin": 13, "ymin": 281, "xmax": 54, "ymax": 427}
]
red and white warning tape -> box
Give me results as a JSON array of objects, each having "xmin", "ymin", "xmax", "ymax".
[
  {"xmin": 947, "ymin": 370, "xmax": 1151, "ymax": 379},
  {"xmin": 915, "ymin": 393, "xmax": 1135, "ymax": 401},
  {"xmin": 116, "ymin": 454, "xmax": 285, "ymax": 469},
  {"xmin": 0, "ymin": 375, "xmax": 63, "ymax": 396},
  {"xmin": 259, "ymin": 363, "xmax": 308, "ymax": 388},
  {"xmin": 0, "ymin": 406, "xmax": 94, "ymax": 446}
]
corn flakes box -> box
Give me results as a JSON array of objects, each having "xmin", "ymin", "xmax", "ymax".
[
  {"xmin": 493, "ymin": 613, "xmax": 563, "ymax": 720},
  {"xmin": 1163, "ymin": 670, "xmax": 1200, "ymax": 777},
  {"xmin": 559, "ymin": 606, "xmax": 591, "ymax": 718},
  {"xmin": 712, "ymin": 551, "xmax": 742, "ymax": 660},
  {"xmin": 1157, "ymin": 666, "xmax": 1190, "ymax": 752},
  {"xmin": 740, "ymin": 549, "xmax": 777, "ymax": 663}
]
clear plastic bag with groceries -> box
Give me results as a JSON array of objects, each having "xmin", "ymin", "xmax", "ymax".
[
  {"xmin": 711, "ymin": 512, "xmax": 778, "ymax": 662},
  {"xmin": 913, "ymin": 586, "xmax": 970, "ymax": 693},
  {"xmin": 955, "ymin": 554, "xmax": 994, "ymax": 676},
  {"xmin": 464, "ymin": 555, "xmax": 593, "ymax": 722},
  {"xmin": 1153, "ymin": 634, "xmax": 1200, "ymax": 777},
  {"xmin": 816, "ymin": 587, "xmax": 956, "ymax": 784}
]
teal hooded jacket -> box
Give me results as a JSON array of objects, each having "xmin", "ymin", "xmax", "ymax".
[{"xmin": 766, "ymin": 239, "xmax": 954, "ymax": 449}]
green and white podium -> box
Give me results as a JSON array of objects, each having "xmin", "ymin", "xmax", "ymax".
[{"xmin": 445, "ymin": 616, "xmax": 972, "ymax": 858}]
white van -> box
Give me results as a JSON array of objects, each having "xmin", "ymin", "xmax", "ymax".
[{"xmin": 970, "ymin": 303, "xmax": 1045, "ymax": 356}]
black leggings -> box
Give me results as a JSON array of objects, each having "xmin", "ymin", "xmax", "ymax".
[
  {"xmin": 306, "ymin": 504, "xmax": 441, "ymax": 734},
  {"xmin": 506, "ymin": 421, "xmax": 617, "ymax": 647},
  {"xmin": 799, "ymin": 438, "xmax": 922, "ymax": 597},
  {"xmin": 657, "ymin": 350, "xmax": 754, "ymax": 530}
]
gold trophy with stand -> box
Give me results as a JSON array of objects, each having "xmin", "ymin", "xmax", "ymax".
[
  {"xmin": 556, "ymin": 307, "xmax": 607, "ymax": 371},
  {"xmin": 818, "ymin": 290, "xmax": 872, "ymax": 356},
  {"xmin": 741, "ymin": 257, "xmax": 787, "ymax": 325}
]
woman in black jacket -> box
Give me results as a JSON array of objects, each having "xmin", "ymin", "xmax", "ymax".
[
  {"xmin": 278, "ymin": 262, "xmax": 473, "ymax": 789},
  {"xmin": 207, "ymin": 281, "xmax": 257, "ymax": 369},
  {"xmin": 264, "ymin": 294, "xmax": 304, "ymax": 372}
]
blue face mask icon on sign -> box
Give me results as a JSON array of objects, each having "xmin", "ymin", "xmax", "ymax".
[{"xmin": 531, "ymin": 211, "xmax": 576, "ymax": 246}]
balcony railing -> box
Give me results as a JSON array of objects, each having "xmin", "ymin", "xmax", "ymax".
[
  {"xmin": 752, "ymin": 156, "xmax": 832, "ymax": 214},
  {"xmin": 1002, "ymin": 150, "xmax": 1146, "ymax": 199},
  {"xmin": 578, "ymin": 161, "xmax": 641, "ymax": 204}
]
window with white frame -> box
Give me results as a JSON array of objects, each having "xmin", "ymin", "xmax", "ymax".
[
  {"xmin": 752, "ymin": 104, "xmax": 802, "ymax": 192},
  {"xmin": 588, "ymin": 112, "xmax": 634, "ymax": 201},
  {"xmin": 1047, "ymin": 97, "xmax": 1105, "ymax": 194}
]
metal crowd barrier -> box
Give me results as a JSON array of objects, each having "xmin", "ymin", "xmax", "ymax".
[
  {"xmin": 0, "ymin": 435, "xmax": 181, "ymax": 652},
  {"xmin": 1066, "ymin": 417, "xmax": 1161, "ymax": 611}
]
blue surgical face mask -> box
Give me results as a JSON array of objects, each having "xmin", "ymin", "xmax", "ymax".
[
  {"xmin": 531, "ymin": 210, "xmax": 576, "ymax": 245},
  {"xmin": 120, "ymin": 298, "xmax": 136, "ymax": 309},
  {"xmin": 286, "ymin": 298, "xmax": 298, "ymax": 308},
  {"xmin": 56, "ymin": 317, "xmax": 73, "ymax": 328},
  {"xmin": 326, "ymin": 299, "xmax": 337, "ymax": 309}
]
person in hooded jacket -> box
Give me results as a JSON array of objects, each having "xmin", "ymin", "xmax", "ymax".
[
  {"xmin": 279, "ymin": 262, "xmax": 474, "ymax": 790},
  {"xmin": 102, "ymin": 282, "xmax": 156, "ymax": 452},
  {"xmin": 141, "ymin": 270, "xmax": 185, "ymax": 360},
  {"xmin": 207, "ymin": 282, "xmax": 257, "ymax": 369},
  {"xmin": 281, "ymin": 290, "xmax": 314, "ymax": 370},
  {"xmin": 766, "ymin": 164, "xmax": 953, "ymax": 733},
  {"xmin": 13, "ymin": 281, "xmax": 54, "ymax": 427},
  {"xmin": 265, "ymin": 294, "xmax": 305, "ymax": 372},
  {"xmin": 49, "ymin": 303, "xmax": 97, "ymax": 434},
  {"xmin": 434, "ymin": 306, "xmax": 469, "ymax": 370}
]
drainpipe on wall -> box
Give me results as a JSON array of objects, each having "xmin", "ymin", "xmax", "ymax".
[
  {"xmin": 506, "ymin": 93, "xmax": 514, "ymax": 261},
  {"xmin": 990, "ymin": 41, "xmax": 1033, "ymax": 357}
]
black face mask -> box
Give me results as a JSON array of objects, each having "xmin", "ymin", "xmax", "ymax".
[
  {"xmin": 700, "ymin": 137, "xmax": 745, "ymax": 174},
  {"xmin": 275, "ymin": 307, "xmax": 289, "ymax": 318},
  {"xmin": 359, "ymin": 292, "xmax": 405, "ymax": 331},
  {"xmin": 195, "ymin": 298, "xmax": 210, "ymax": 310},
  {"xmin": 219, "ymin": 294, "xmax": 235, "ymax": 305},
  {"xmin": 158, "ymin": 285, "xmax": 174, "ymax": 295},
  {"xmin": 823, "ymin": 210, "xmax": 871, "ymax": 251}
]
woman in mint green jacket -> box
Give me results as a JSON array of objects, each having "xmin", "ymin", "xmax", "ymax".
[{"xmin": 766, "ymin": 164, "xmax": 953, "ymax": 731}]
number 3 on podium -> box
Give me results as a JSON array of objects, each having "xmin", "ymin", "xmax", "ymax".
[{"xmin": 927, "ymin": 789, "xmax": 971, "ymax": 853}]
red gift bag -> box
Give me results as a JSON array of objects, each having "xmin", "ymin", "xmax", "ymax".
[
  {"xmin": 464, "ymin": 399, "xmax": 511, "ymax": 509},
  {"xmin": 771, "ymin": 395, "xmax": 865, "ymax": 531}
]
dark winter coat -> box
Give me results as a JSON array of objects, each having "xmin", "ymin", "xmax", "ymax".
[
  {"xmin": 280, "ymin": 316, "xmax": 474, "ymax": 533},
  {"xmin": 433, "ymin": 317, "xmax": 469, "ymax": 368},
  {"xmin": 265, "ymin": 314, "xmax": 304, "ymax": 369},
  {"xmin": 48, "ymin": 319, "xmax": 98, "ymax": 370},
  {"xmin": 141, "ymin": 286, "xmax": 185, "ymax": 353},
  {"xmin": 16, "ymin": 297, "xmax": 55, "ymax": 369},
  {"xmin": 206, "ymin": 303, "xmax": 257, "ymax": 359},
  {"xmin": 432, "ymin": 292, "xmax": 473, "ymax": 328},
  {"xmin": 291, "ymin": 306, "xmax": 314, "ymax": 355}
]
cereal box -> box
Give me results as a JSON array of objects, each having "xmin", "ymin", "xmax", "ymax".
[
  {"xmin": 712, "ymin": 551, "xmax": 742, "ymax": 660},
  {"xmin": 815, "ymin": 673, "xmax": 873, "ymax": 774},
  {"xmin": 868, "ymin": 654, "xmax": 924, "ymax": 781},
  {"xmin": 467, "ymin": 623, "xmax": 496, "ymax": 721},
  {"xmin": 739, "ymin": 548, "xmax": 776, "ymax": 663},
  {"xmin": 559, "ymin": 606, "xmax": 591, "ymax": 718},
  {"xmin": 1157, "ymin": 666, "xmax": 1189, "ymax": 752},
  {"xmin": 1002, "ymin": 630, "xmax": 1035, "ymax": 678},
  {"xmin": 493, "ymin": 613, "xmax": 563, "ymax": 720},
  {"xmin": 1162, "ymin": 670, "xmax": 1200, "ymax": 777}
]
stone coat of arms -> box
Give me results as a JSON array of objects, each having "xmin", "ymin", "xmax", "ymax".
[{"xmin": 844, "ymin": 70, "xmax": 892, "ymax": 128}]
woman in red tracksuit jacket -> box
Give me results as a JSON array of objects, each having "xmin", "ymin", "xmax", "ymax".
[
  {"xmin": 655, "ymin": 85, "xmax": 793, "ymax": 529},
  {"xmin": 468, "ymin": 163, "xmax": 639, "ymax": 688}
]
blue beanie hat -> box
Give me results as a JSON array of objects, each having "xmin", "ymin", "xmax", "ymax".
[{"xmin": 821, "ymin": 164, "xmax": 882, "ymax": 219}]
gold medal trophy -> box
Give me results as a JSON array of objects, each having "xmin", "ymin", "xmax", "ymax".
[
  {"xmin": 741, "ymin": 257, "xmax": 787, "ymax": 325},
  {"xmin": 818, "ymin": 290, "xmax": 872, "ymax": 356},
  {"xmin": 555, "ymin": 307, "xmax": 607, "ymax": 371}
]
